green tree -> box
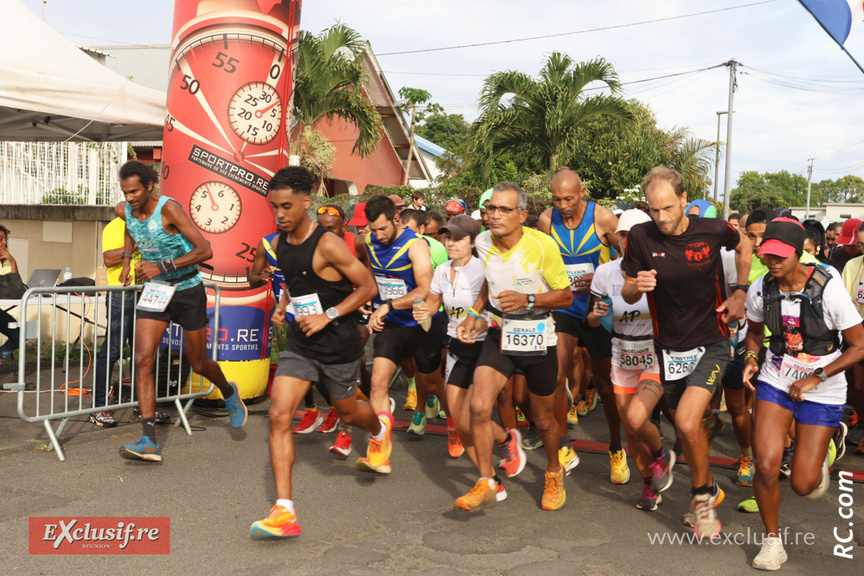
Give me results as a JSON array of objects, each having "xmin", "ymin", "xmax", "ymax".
[
  {"xmin": 415, "ymin": 111, "xmax": 470, "ymax": 152},
  {"xmin": 293, "ymin": 24, "xmax": 383, "ymax": 158},
  {"xmin": 815, "ymin": 175, "xmax": 864, "ymax": 203},
  {"xmin": 473, "ymin": 53, "xmax": 635, "ymax": 181},
  {"xmin": 729, "ymin": 171, "xmax": 789, "ymax": 213}
]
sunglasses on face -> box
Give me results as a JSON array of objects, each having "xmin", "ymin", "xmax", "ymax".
[{"xmin": 317, "ymin": 206, "xmax": 342, "ymax": 217}]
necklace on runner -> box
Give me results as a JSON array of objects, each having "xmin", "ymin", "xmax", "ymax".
[{"xmin": 290, "ymin": 222, "xmax": 316, "ymax": 244}]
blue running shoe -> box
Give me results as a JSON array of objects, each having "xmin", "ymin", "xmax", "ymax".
[
  {"xmin": 224, "ymin": 382, "xmax": 247, "ymax": 428},
  {"xmin": 119, "ymin": 436, "xmax": 162, "ymax": 462}
]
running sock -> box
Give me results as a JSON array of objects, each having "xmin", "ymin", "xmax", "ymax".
[
  {"xmin": 407, "ymin": 377, "xmax": 416, "ymax": 392},
  {"xmin": 652, "ymin": 447, "xmax": 665, "ymax": 460},
  {"xmin": 220, "ymin": 383, "xmax": 235, "ymax": 399},
  {"xmin": 446, "ymin": 417, "xmax": 455, "ymax": 429},
  {"xmin": 609, "ymin": 440, "xmax": 622, "ymax": 453},
  {"xmin": 141, "ymin": 418, "xmax": 156, "ymax": 444},
  {"xmin": 276, "ymin": 499, "xmax": 295, "ymax": 514},
  {"xmin": 782, "ymin": 446, "xmax": 792, "ymax": 458},
  {"xmin": 740, "ymin": 446, "xmax": 752, "ymax": 457},
  {"xmin": 493, "ymin": 474, "xmax": 502, "ymax": 485},
  {"xmin": 692, "ymin": 483, "xmax": 712, "ymax": 496},
  {"xmin": 303, "ymin": 389, "xmax": 315, "ymax": 409},
  {"xmin": 643, "ymin": 476, "xmax": 652, "ymax": 485},
  {"xmin": 559, "ymin": 436, "xmax": 570, "ymax": 449},
  {"xmin": 371, "ymin": 417, "xmax": 387, "ymax": 441}
]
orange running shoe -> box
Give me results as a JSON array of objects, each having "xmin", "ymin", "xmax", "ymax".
[
  {"xmin": 250, "ymin": 505, "xmax": 301, "ymax": 539},
  {"xmin": 356, "ymin": 412, "xmax": 393, "ymax": 474},
  {"xmin": 541, "ymin": 467, "xmax": 566, "ymax": 511},
  {"xmin": 455, "ymin": 479, "xmax": 497, "ymax": 512},
  {"xmin": 447, "ymin": 427, "xmax": 465, "ymax": 458}
]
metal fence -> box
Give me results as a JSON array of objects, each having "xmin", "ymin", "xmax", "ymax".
[{"xmin": 2, "ymin": 283, "xmax": 221, "ymax": 461}]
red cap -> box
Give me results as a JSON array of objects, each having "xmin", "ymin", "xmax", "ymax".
[
  {"xmin": 757, "ymin": 217, "xmax": 805, "ymax": 258},
  {"xmin": 836, "ymin": 218, "xmax": 862, "ymax": 246},
  {"xmin": 348, "ymin": 202, "xmax": 368, "ymax": 227}
]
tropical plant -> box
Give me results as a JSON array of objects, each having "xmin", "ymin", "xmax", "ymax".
[
  {"xmin": 473, "ymin": 53, "xmax": 635, "ymax": 181},
  {"xmin": 662, "ymin": 127, "xmax": 716, "ymax": 199},
  {"xmin": 292, "ymin": 24, "xmax": 383, "ymax": 158}
]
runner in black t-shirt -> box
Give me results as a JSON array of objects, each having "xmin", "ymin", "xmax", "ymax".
[{"xmin": 622, "ymin": 166, "xmax": 752, "ymax": 540}]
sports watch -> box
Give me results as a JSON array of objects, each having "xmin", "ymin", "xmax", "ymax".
[
  {"xmin": 733, "ymin": 284, "xmax": 750, "ymax": 293},
  {"xmin": 814, "ymin": 367, "xmax": 828, "ymax": 382},
  {"xmin": 526, "ymin": 294, "xmax": 536, "ymax": 310},
  {"xmin": 326, "ymin": 307, "xmax": 339, "ymax": 320}
]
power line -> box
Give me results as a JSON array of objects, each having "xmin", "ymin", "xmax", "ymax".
[{"xmin": 377, "ymin": 0, "xmax": 780, "ymax": 56}]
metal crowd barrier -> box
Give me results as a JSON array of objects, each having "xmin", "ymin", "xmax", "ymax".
[{"xmin": 2, "ymin": 283, "xmax": 221, "ymax": 461}]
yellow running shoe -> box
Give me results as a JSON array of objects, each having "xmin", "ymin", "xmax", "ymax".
[
  {"xmin": 356, "ymin": 412, "xmax": 394, "ymax": 474},
  {"xmin": 250, "ymin": 505, "xmax": 301, "ymax": 539},
  {"xmin": 567, "ymin": 405, "xmax": 579, "ymax": 428},
  {"xmin": 542, "ymin": 467, "xmax": 566, "ymax": 511},
  {"xmin": 455, "ymin": 478, "xmax": 497, "ymax": 512},
  {"xmin": 575, "ymin": 399, "xmax": 589, "ymax": 417},
  {"xmin": 610, "ymin": 449, "xmax": 631, "ymax": 484},
  {"xmin": 586, "ymin": 387, "xmax": 598, "ymax": 412},
  {"xmin": 559, "ymin": 445, "xmax": 580, "ymax": 476},
  {"xmin": 403, "ymin": 388, "xmax": 417, "ymax": 411}
]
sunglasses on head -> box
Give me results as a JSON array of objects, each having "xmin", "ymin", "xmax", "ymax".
[{"xmin": 317, "ymin": 206, "xmax": 342, "ymax": 217}]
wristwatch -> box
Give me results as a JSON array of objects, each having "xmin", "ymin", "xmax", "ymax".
[
  {"xmin": 325, "ymin": 307, "xmax": 339, "ymax": 320},
  {"xmin": 526, "ymin": 294, "xmax": 536, "ymax": 310},
  {"xmin": 814, "ymin": 367, "xmax": 828, "ymax": 382},
  {"xmin": 733, "ymin": 284, "xmax": 750, "ymax": 293}
]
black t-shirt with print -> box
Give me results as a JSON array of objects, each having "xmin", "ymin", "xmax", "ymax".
[{"xmin": 622, "ymin": 217, "xmax": 740, "ymax": 351}]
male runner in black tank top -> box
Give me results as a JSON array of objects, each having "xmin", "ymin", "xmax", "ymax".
[{"xmin": 251, "ymin": 167, "xmax": 384, "ymax": 540}]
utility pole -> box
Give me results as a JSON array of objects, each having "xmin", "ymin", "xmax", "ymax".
[
  {"xmin": 805, "ymin": 158, "xmax": 814, "ymax": 219},
  {"xmin": 714, "ymin": 111, "xmax": 728, "ymax": 203},
  {"xmin": 42, "ymin": 1, "xmax": 46, "ymax": 21},
  {"xmin": 722, "ymin": 60, "xmax": 739, "ymax": 221}
]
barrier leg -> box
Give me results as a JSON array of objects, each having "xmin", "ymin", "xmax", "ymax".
[
  {"xmin": 174, "ymin": 397, "xmax": 194, "ymax": 436},
  {"xmin": 43, "ymin": 418, "xmax": 67, "ymax": 462}
]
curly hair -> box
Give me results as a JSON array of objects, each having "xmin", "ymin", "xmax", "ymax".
[
  {"xmin": 119, "ymin": 161, "xmax": 159, "ymax": 189},
  {"xmin": 268, "ymin": 166, "xmax": 314, "ymax": 196}
]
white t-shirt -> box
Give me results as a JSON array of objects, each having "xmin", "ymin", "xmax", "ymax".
[
  {"xmin": 590, "ymin": 260, "xmax": 654, "ymax": 368},
  {"xmin": 430, "ymin": 257, "xmax": 488, "ymax": 340},
  {"xmin": 745, "ymin": 274, "xmax": 860, "ymax": 405}
]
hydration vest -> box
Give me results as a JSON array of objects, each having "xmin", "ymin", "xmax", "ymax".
[{"xmin": 763, "ymin": 266, "xmax": 839, "ymax": 357}]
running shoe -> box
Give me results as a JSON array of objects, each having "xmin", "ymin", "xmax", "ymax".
[
  {"xmin": 832, "ymin": 422, "xmax": 847, "ymax": 462},
  {"xmin": 779, "ymin": 451, "xmax": 792, "ymax": 478},
  {"xmin": 610, "ymin": 449, "xmax": 630, "ymax": 484},
  {"xmin": 575, "ymin": 398, "xmax": 589, "ymax": 417},
  {"xmin": 806, "ymin": 444, "xmax": 832, "ymax": 500},
  {"xmin": 329, "ymin": 430, "xmax": 352, "ymax": 457},
  {"xmin": 565, "ymin": 384, "xmax": 574, "ymax": 409},
  {"xmin": 691, "ymin": 491, "xmax": 722, "ymax": 539},
  {"xmin": 119, "ymin": 435, "xmax": 161, "ymax": 462},
  {"xmin": 131, "ymin": 407, "xmax": 172, "ymax": 423},
  {"xmin": 407, "ymin": 411, "xmax": 426, "ymax": 436},
  {"xmin": 425, "ymin": 396, "xmax": 440, "ymax": 420},
  {"xmin": 319, "ymin": 408, "xmax": 340, "ymax": 434},
  {"xmin": 494, "ymin": 477, "xmax": 507, "ymax": 502},
  {"xmin": 585, "ymin": 387, "xmax": 598, "ymax": 412},
  {"xmin": 224, "ymin": 381, "xmax": 247, "ymax": 428},
  {"xmin": 851, "ymin": 412, "xmax": 859, "ymax": 428},
  {"xmin": 356, "ymin": 412, "xmax": 394, "ymax": 474},
  {"xmin": 455, "ymin": 479, "xmax": 497, "ymax": 512},
  {"xmin": 649, "ymin": 446, "xmax": 676, "ymax": 493},
  {"xmin": 90, "ymin": 411, "xmax": 117, "ymax": 428},
  {"xmin": 636, "ymin": 483, "xmax": 662, "ymax": 511},
  {"xmin": 752, "ymin": 536, "xmax": 787, "ymax": 571},
  {"xmin": 737, "ymin": 496, "xmax": 759, "ymax": 513},
  {"xmin": 515, "ymin": 407, "xmax": 529, "ymax": 433},
  {"xmin": 500, "ymin": 429, "xmax": 527, "ymax": 478},
  {"xmin": 567, "ymin": 405, "xmax": 579, "ymax": 428},
  {"xmin": 250, "ymin": 505, "xmax": 301, "ymax": 539},
  {"xmin": 521, "ymin": 427, "xmax": 543, "ymax": 450},
  {"xmin": 719, "ymin": 391, "xmax": 727, "ymax": 413},
  {"xmin": 448, "ymin": 427, "xmax": 465, "ymax": 458},
  {"xmin": 403, "ymin": 388, "xmax": 417, "ymax": 411},
  {"xmin": 703, "ymin": 412, "xmax": 726, "ymax": 448},
  {"xmin": 389, "ymin": 396, "xmax": 396, "ymax": 414},
  {"xmin": 294, "ymin": 407, "xmax": 324, "ymax": 434},
  {"xmin": 683, "ymin": 482, "xmax": 725, "ymax": 528},
  {"xmin": 845, "ymin": 423, "xmax": 864, "ymax": 446},
  {"xmin": 559, "ymin": 446, "xmax": 580, "ymax": 476},
  {"xmin": 541, "ymin": 468, "xmax": 566, "ymax": 511},
  {"xmin": 736, "ymin": 453, "xmax": 755, "ymax": 487}
]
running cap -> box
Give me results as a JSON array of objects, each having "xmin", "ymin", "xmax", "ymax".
[
  {"xmin": 439, "ymin": 214, "xmax": 480, "ymax": 240},
  {"xmin": 470, "ymin": 209, "xmax": 482, "ymax": 220},
  {"xmin": 757, "ymin": 217, "xmax": 805, "ymax": 258},
  {"xmin": 388, "ymin": 194, "xmax": 407, "ymax": 208},
  {"xmin": 836, "ymin": 217, "xmax": 863, "ymax": 246},
  {"xmin": 445, "ymin": 197, "xmax": 468, "ymax": 215},
  {"xmin": 479, "ymin": 188, "xmax": 494, "ymax": 208},
  {"xmin": 348, "ymin": 202, "xmax": 368, "ymax": 227},
  {"xmin": 616, "ymin": 209, "xmax": 652, "ymax": 233}
]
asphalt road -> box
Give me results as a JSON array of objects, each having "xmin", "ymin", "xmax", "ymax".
[{"xmin": 2, "ymin": 385, "xmax": 863, "ymax": 575}]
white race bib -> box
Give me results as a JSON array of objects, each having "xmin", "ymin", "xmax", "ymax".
[
  {"xmin": 565, "ymin": 263, "xmax": 595, "ymax": 291},
  {"xmin": 619, "ymin": 339, "xmax": 654, "ymax": 371},
  {"xmin": 779, "ymin": 354, "xmax": 828, "ymax": 387},
  {"xmin": 662, "ymin": 347, "xmax": 705, "ymax": 381},
  {"xmin": 376, "ymin": 277, "xmax": 408, "ymax": 300},
  {"xmin": 501, "ymin": 315, "xmax": 548, "ymax": 356},
  {"xmin": 291, "ymin": 293, "xmax": 324, "ymax": 318},
  {"xmin": 137, "ymin": 282, "xmax": 176, "ymax": 313},
  {"xmin": 444, "ymin": 352, "xmax": 458, "ymax": 383},
  {"xmin": 857, "ymin": 280, "xmax": 864, "ymax": 304}
]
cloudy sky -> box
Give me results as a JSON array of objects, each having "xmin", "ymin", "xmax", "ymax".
[{"xmin": 22, "ymin": 0, "xmax": 864, "ymax": 200}]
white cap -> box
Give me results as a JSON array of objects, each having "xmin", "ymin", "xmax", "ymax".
[
  {"xmin": 470, "ymin": 209, "xmax": 482, "ymax": 221},
  {"xmin": 616, "ymin": 209, "xmax": 652, "ymax": 233},
  {"xmin": 613, "ymin": 208, "xmax": 624, "ymax": 216}
]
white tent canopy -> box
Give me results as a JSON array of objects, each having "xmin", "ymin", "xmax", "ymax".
[{"xmin": 0, "ymin": 0, "xmax": 166, "ymax": 142}]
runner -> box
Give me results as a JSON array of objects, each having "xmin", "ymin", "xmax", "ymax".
[
  {"xmin": 250, "ymin": 167, "xmax": 383, "ymax": 539},
  {"xmin": 587, "ymin": 209, "xmax": 675, "ymax": 511},
  {"xmin": 115, "ymin": 161, "xmax": 247, "ymax": 462},
  {"xmin": 361, "ymin": 195, "xmax": 446, "ymax": 472},
  {"xmin": 621, "ymin": 166, "xmax": 752, "ymax": 538},
  {"xmin": 538, "ymin": 168, "xmax": 625, "ymax": 483},
  {"xmin": 741, "ymin": 217, "xmax": 864, "ymax": 570},
  {"xmin": 455, "ymin": 182, "xmax": 573, "ymax": 511}
]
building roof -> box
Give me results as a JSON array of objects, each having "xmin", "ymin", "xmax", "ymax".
[{"xmin": 414, "ymin": 135, "xmax": 446, "ymax": 157}]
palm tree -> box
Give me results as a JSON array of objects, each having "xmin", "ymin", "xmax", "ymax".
[
  {"xmin": 292, "ymin": 24, "xmax": 383, "ymax": 158},
  {"xmin": 474, "ymin": 53, "xmax": 635, "ymax": 178},
  {"xmin": 663, "ymin": 127, "xmax": 716, "ymax": 198}
]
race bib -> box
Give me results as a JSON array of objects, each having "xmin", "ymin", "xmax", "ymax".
[
  {"xmin": 566, "ymin": 263, "xmax": 594, "ymax": 291},
  {"xmin": 619, "ymin": 339, "xmax": 654, "ymax": 371},
  {"xmin": 857, "ymin": 280, "xmax": 864, "ymax": 304},
  {"xmin": 291, "ymin": 293, "xmax": 324, "ymax": 318},
  {"xmin": 662, "ymin": 347, "xmax": 705, "ymax": 381},
  {"xmin": 501, "ymin": 315, "xmax": 548, "ymax": 356},
  {"xmin": 779, "ymin": 354, "xmax": 828, "ymax": 386},
  {"xmin": 136, "ymin": 282, "xmax": 176, "ymax": 313},
  {"xmin": 445, "ymin": 352, "xmax": 458, "ymax": 383},
  {"xmin": 376, "ymin": 277, "xmax": 408, "ymax": 300}
]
